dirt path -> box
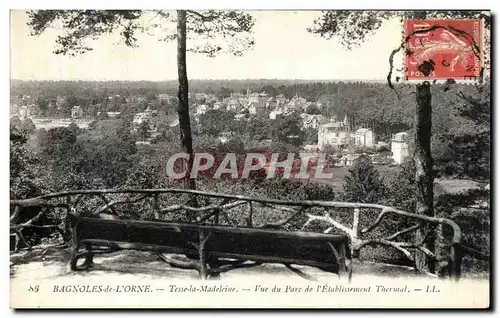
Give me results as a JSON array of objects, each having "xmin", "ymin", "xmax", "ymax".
[
  {"xmin": 10, "ymin": 246, "xmax": 491, "ymax": 308},
  {"xmin": 10, "ymin": 245, "xmax": 438, "ymax": 283}
]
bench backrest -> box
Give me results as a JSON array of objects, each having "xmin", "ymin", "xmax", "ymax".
[{"xmin": 73, "ymin": 215, "xmax": 350, "ymax": 270}]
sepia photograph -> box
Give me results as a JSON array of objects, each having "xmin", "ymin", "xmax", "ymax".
[{"xmin": 8, "ymin": 7, "xmax": 491, "ymax": 309}]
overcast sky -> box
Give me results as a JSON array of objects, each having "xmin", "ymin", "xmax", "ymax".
[{"xmin": 10, "ymin": 10, "xmax": 404, "ymax": 81}]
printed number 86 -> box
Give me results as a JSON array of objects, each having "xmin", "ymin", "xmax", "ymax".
[{"xmin": 29, "ymin": 285, "xmax": 39, "ymax": 292}]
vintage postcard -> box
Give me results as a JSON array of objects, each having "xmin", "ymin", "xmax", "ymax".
[{"xmin": 9, "ymin": 9, "xmax": 491, "ymax": 309}]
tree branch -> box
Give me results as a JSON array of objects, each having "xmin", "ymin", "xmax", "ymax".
[
  {"xmin": 304, "ymin": 212, "xmax": 354, "ymax": 237},
  {"xmin": 94, "ymin": 194, "xmax": 149, "ymax": 215},
  {"xmin": 210, "ymin": 261, "xmax": 263, "ymax": 274},
  {"xmin": 356, "ymin": 239, "xmax": 414, "ymax": 261},
  {"xmin": 385, "ymin": 224, "xmax": 421, "ymax": 240},
  {"xmin": 156, "ymin": 253, "xmax": 200, "ymax": 270},
  {"xmin": 256, "ymin": 207, "xmax": 305, "ymax": 229},
  {"xmin": 285, "ymin": 263, "xmax": 318, "ymax": 281}
]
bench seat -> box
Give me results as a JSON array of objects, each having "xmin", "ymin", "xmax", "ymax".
[{"xmin": 69, "ymin": 214, "xmax": 352, "ymax": 280}]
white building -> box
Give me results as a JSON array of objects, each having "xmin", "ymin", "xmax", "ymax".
[
  {"xmin": 286, "ymin": 95, "xmax": 308, "ymax": 111},
  {"xmin": 339, "ymin": 153, "xmax": 361, "ymax": 166},
  {"xmin": 107, "ymin": 112, "xmax": 121, "ymax": 118},
  {"xmin": 158, "ymin": 94, "xmax": 173, "ymax": 101},
  {"xmin": 196, "ymin": 104, "xmax": 209, "ymax": 115},
  {"xmin": 225, "ymin": 100, "xmax": 241, "ymax": 112},
  {"xmin": 71, "ymin": 106, "xmax": 83, "ymax": 119},
  {"xmin": 19, "ymin": 106, "xmax": 31, "ymax": 120},
  {"xmin": 354, "ymin": 128, "xmax": 375, "ymax": 148},
  {"xmin": 246, "ymin": 101, "xmax": 266, "ymax": 116},
  {"xmin": 133, "ymin": 113, "xmax": 150, "ymax": 125},
  {"xmin": 391, "ymin": 132, "xmax": 410, "ymax": 164},
  {"xmin": 269, "ymin": 108, "xmax": 284, "ymax": 120},
  {"xmin": 318, "ymin": 121, "xmax": 351, "ymax": 151},
  {"xmin": 132, "ymin": 106, "xmax": 153, "ymax": 126}
]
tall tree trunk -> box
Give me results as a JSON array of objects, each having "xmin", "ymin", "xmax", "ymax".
[
  {"xmin": 177, "ymin": 10, "xmax": 196, "ymax": 191},
  {"xmin": 414, "ymin": 81, "xmax": 435, "ymax": 273}
]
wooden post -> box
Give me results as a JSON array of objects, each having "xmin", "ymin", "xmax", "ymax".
[
  {"xmin": 448, "ymin": 243, "xmax": 463, "ymax": 282},
  {"xmin": 213, "ymin": 208, "xmax": 220, "ymax": 225},
  {"xmin": 198, "ymin": 229, "xmax": 211, "ymax": 280},
  {"xmin": 247, "ymin": 201, "xmax": 254, "ymax": 227},
  {"xmin": 351, "ymin": 208, "xmax": 360, "ymax": 258},
  {"xmin": 414, "ymin": 81, "xmax": 435, "ymax": 273},
  {"xmin": 65, "ymin": 196, "xmax": 71, "ymax": 242},
  {"xmin": 69, "ymin": 212, "xmax": 80, "ymax": 271},
  {"xmin": 84, "ymin": 243, "xmax": 94, "ymax": 268},
  {"xmin": 153, "ymin": 194, "xmax": 160, "ymax": 220}
]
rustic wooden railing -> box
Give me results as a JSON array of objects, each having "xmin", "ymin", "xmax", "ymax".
[{"xmin": 10, "ymin": 188, "xmax": 466, "ymax": 280}]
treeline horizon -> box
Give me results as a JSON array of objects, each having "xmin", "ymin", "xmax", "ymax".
[
  {"xmin": 10, "ymin": 78, "xmax": 396, "ymax": 98},
  {"xmin": 11, "ymin": 78, "xmax": 482, "ymax": 104}
]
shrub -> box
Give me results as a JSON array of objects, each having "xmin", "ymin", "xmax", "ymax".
[{"xmin": 343, "ymin": 155, "xmax": 386, "ymax": 203}]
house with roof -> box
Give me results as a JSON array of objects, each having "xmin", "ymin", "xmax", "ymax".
[
  {"xmin": 132, "ymin": 106, "xmax": 163, "ymax": 131},
  {"xmin": 158, "ymin": 94, "xmax": 174, "ymax": 102},
  {"xmin": 317, "ymin": 118, "xmax": 352, "ymax": 151},
  {"xmin": 264, "ymin": 97, "xmax": 277, "ymax": 109},
  {"xmin": 391, "ymin": 132, "xmax": 410, "ymax": 164},
  {"xmin": 225, "ymin": 99, "xmax": 242, "ymax": 112},
  {"xmin": 234, "ymin": 113, "xmax": 247, "ymax": 121},
  {"xmin": 19, "ymin": 105, "xmax": 32, "ymax": 120},
  {"xmin": 354, "ymin": 128, "xmax": 375, "ymax": 148},
  {"xmin": 269, "ymin": 107, "xmax": 285, "ymax": 120},
  {"xmin": 286, "ymin": 95, "xmax": 308, "ymax": 110},
  {"xmin": 275, "ymin": 94, "xmax": 288, "ymax": 106},
  {"xmin": 300, "ymin": 114, "xmax": 327, "ymax": 130},
  {"xmin": 132, "ymin": 112, "xmax": 150, "ymax": 126},
  {"xmin": 339, "ymin": 153, "xmax": 361, "ymax": 166},
  {"xmin": 71, "ymin": 106, "xmax": 83, "ymax": 119},
  {"xmin": 245, "ymin": 101, "xmax": 267, "ymax": 116},
  {"xmin": 196, "ymin": 104, "xmax": 209, "ymax": 115}
]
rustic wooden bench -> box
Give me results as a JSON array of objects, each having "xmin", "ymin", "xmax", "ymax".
[{"xmin": 68, "ymin": 212, "xmax": 352, "ymax": 280}]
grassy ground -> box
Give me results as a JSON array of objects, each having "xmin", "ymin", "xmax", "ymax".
[{"xmin": 312, "ymin": 165, "xmax": 400, "ymax": 192}]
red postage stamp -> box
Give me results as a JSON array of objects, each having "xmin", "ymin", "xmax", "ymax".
[{"xmin": 404, "ymin": 19, "xmax": 483, "ymax": 80}]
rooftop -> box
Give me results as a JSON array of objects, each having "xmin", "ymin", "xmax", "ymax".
[
  {"xmin": 356, "ymin": 128, "xmax": 372, "ymax": 133},
  {"xmin": 392, "ymin": 132, "xmax": 409, "ymax": 142},
  {"xmin": 322, "ymin": 122, "xmax": 345, "ymax": 128}
]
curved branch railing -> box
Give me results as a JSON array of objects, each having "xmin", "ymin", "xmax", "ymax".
[{"xmin": 10, "ymin": 188, "xmax": 468, "ymax": 280}]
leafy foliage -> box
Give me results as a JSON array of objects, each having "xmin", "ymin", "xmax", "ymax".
[
  {"xmin": 309, "ymin": 10, "xmax": 490, "ymax": 49},
  {"xmin": 10, "ymin": 124, "xmax": 46, "ymax": 199},
  {"xmin": 343, "ymin": 155, "xmax": 386, "ymax": 203},
  {"xmin": 437, "ymin": 81, "xmax": 490, "ymax": 181},
  {"xmin": 27, "ymin": 10, "xmax": 255, "ymax": 57},
  {"xmin": 274, "ymin": 112, "xmax": 305, "ymax": 146},
  {"xmin": 384, "ymin": 159, "xmax": 417, "ymax": 212}
]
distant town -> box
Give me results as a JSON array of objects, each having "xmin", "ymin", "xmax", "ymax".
[{"xmin": 11, "ymin": 88, "xmax": 410, "ymax": 168}]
